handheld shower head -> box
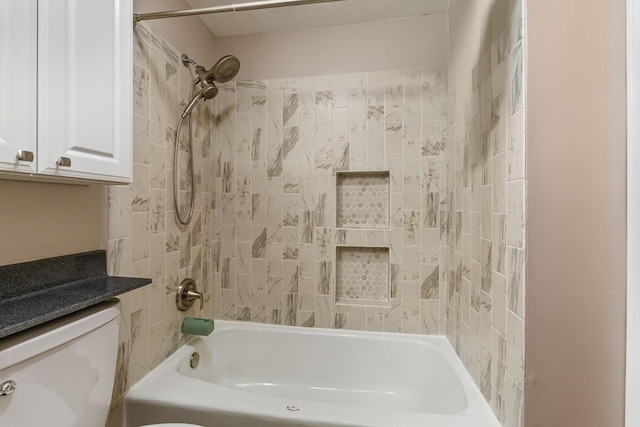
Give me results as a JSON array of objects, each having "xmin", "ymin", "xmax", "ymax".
[{"xmin": 181, "ymin": 83, "xmax": 217, "ymax": 120}]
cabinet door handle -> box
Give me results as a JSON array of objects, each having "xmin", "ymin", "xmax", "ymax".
[
  {"xmin": 16, "ymin": 150, "xmax": 34, "ymax": 162},
  {"xmin": 56, "ymin": 157, "xmax": 72, "ymax": 167}
]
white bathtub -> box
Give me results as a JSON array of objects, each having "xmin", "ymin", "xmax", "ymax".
[{"xmin": 125, "ymin": 321, "xmax": 501, "ymax": 427}]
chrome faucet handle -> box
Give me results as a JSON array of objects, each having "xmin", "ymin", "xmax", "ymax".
[{"xmin": 177, "ymin": 279, "xmax": 203, "ymax": 311}]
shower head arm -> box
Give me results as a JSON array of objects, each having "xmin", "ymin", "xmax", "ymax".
[{"xmin": 181, "ymin": 54, "xmax": 198, "ymax": 69}]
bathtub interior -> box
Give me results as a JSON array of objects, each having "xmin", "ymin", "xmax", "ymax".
[{"xmin": 176, "ymin": 323, "xmax": 468, "ymax": 415}]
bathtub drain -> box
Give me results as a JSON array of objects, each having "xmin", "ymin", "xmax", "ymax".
[{"xmin": 286, "ymin": 405, "xmax": 300, "ymax": 412}]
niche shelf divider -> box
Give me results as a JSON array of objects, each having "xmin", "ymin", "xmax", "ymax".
[{"xmin": 334, "ymin": 171, "xmax": 391, "ymax": 307}]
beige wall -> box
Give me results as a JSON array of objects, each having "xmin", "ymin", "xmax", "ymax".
[
  {"xmin": 525, "ymin": 0, "xmax": 626, "ymax": 426},
  {"xmin": 0, "ymin": 180, "xmax": 105, "ymax": 265},
  {"xmin": 134, "ymin": 0, "xmax": 217, "ymax": 65},
  {"xmin": 213, "ymin": 14, "xmax": 447, "ymax": 81}
]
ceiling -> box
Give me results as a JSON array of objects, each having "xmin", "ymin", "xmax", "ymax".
[{"xmin": 184, "ymin": 0, "xmax": 449, "ymax": 37}]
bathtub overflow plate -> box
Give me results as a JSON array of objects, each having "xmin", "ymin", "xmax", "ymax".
[
  {"xmin": 0, "ymin": 380, "xmax": 16, "ymax": 396},
  {"xmin": 190, "ymin": 352, "xmax": 200, "ymax": 369},
  {"xmin": 286, "ymin": 405, "xmax": 300, "ymax": 412}
]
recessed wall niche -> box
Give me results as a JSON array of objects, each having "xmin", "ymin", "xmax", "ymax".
[
  {"xmin": 335, "ymin": 246, "xmax": 390, "ymax": 307},
  {"xmin": 336, "ymin": 171, "xmax": 390, "ymax": 229}
]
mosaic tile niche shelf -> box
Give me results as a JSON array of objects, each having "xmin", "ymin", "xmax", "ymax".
[
  {"xmin": 335, "ymin": 246, "xmax": 390, "ymax": 307},
  {"xmin": 336, "ymin": 171, "xmax": 390, "ymax": 229}
]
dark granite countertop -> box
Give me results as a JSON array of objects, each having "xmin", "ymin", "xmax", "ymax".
[{"xmin": 0, "ymin": 251, "xmax": 151, "ymax": 339}]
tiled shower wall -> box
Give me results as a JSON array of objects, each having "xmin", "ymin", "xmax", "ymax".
[
  {"xmin": 103, "ymin": 9, "xmax": 525, "ymax": 427},
  {"xmin": 445, "ymin": 0, "xmax": 526, "ymax": 426},
  {"xmin": 211, "ymin": 68, "xmax": 448, "ymax": 334},
  {"xmin": 105, "ymin": 23, "xmax": 215, "ymax": 424}
]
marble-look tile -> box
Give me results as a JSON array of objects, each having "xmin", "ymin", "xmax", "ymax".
[
  {"xmin": 236, "ymin": 242, "xmax": 251, "ymax": 275},
  {"xmin": 424, "ymin": 122, "xmax": 445, "ymax": 158},
  {"xmin": 252, "ymin": 193, "xmax": 267, "ymax": 225},
  {"xmin": 283, "ymin": 194, "xmax": 299, "ymax": 226},
  {"xmin": 130, "ymin": 306, "xmax": 150, "ymax": 360},
  {"xmin": 315, "ymin": 91, "xmax": 332, "ymax": 125},
  {"xmin": 402, "ymin": 175, "xmax": 420, "ymax": 211},
  {"xmin": 298, "ymin": 92, "xmax": 316, "ymax": 141},
  {"xmin": 403, "ymin": 211, "xmax": 420, "ymax": 245},
  {"xmin": 149, "ymin": 95, "xmax": 166, "ymax": 145},
  {"xmin": 132, "ymin": 163, "xmax": 150, "ymax": 212},
  {"xmin": 422, "ymin": 193, "xmax": 439, "ymax": 228},
  {"xmin": 349, "ymin": 89, "xmax": 367, "ymax": 123},
  {"xmin": 267, "ymin": 275, "xmax": 283, "ymax": 309},
  {"xmin": 481, "ymin": 239, "xmax": 492, "ymax": 293},
  {"xmin": 315, "ymin": 295, "xmax": 332, "ymax": 328},
  {"xmin": 267, "ymin": 143, "xmax": 283, "ymax": 178},
  {"xmin": 267, "ymin": 243, "xmax": 283, "ymax": 276},
  {"xmin": 251, "ymin": 258, "xmax": 267, "ymax": 292},
  {"xmin": 506, "ymin": 180, "xmax": 525, "ymax": 249},
  {"xmin": 133, "ymin": 64, "xmax": 149, "ymax": 117},
  {"xmin": 421, "ymin": 264, "xmax": 439, "ymax": 299},
  {"xmin": 283, "ymin": 227, "xmax": 299, "ymax": 260},
  {"xmin": 283, "ymin": 160, "xmax": 300, "ymax": 193},
  {"xmin": 251, "ymin": 291, "xmax": 267, "ymax": 323},
  {"xmin": 300, "ymin": 211, "xmax": 315, "ymax": 244},
  {"xmin": 508, "ymin": 109, "xmax": 525, "ymax": 181},
  {"xmin": 252, "ymin": 128, "xmax": 266, "ymax": 162},
  {"xmin": 508, "ymin": 42, "xmax": 524, "ymax": 116},
  {"xmin": 252, "ymin": 227, "xmax": 267, "ymax": 258},
  {"xmin": 333, "ymin": 108, "xmax": 349, "ymax": 143},
  {"xmin": 283, "ymin": 293, "xmax": 298, "ymax": 326},
  {"xmin": 298, "ymin": 245, "xmax": 316, "ymax": 278},
  {"xmin": 267, "ymin": 210, "xmax": 283, "ymax": 244},
  {"xmin": 507, "ymin": 246, "xmax": 525, "ymax": 318},
  {"xmin": 149, "ymin": 189, "xmax": 166, "ymax": 234},
  {"xmin": 368, "ymin": 106, "xmax": 385, "ymax": 140},
  {"xmin": 282, "ymin": 260, "xmax": 299, "ymax": 294},
  {"xmin": 334, "ymin": 312, "xmax": 348, "ymax": 329},
  {"xmin": 493, "ymin": 214, "xmax": 507, "ymax": 274},
  {"xmin": 422, "ymin": 156, "xmax": 440, "ymax": 194},
  {"xmin": 283, "ymin": 127, "xmax": 299, "ymax": 160},
  {"xmin": 133, "ymin": 113, "xmax": 150, "ymax": 165},
  {"xmin": 316, "ymin": 261, "xmax": 332, "ymax": 295},
  {"xmin": 107, "ymin": 238, "xmax": 132, "ymax": 277},
  {"xmin": 283, "ymin": 94, "xmax": 299, "ymax": 128},
  {"xmin": 131, "ymin": 213, "xmax": 150, "ymax": 262},
  {"xmin": 108, "ymin": 186, "xmax": 132, "ymax": 240},
  {"xmin": 422, "ymin": 228, "xmax": 440, "ymax": 265},
  {"xmin": 493, "ymin": 152, "xmax": 507, "ymax": 213}
]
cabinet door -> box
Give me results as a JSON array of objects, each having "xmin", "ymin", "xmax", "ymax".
[
  {"xmin": 37, "ymin": 0, "xmax": 132, "ymax": 183},
  {"xmin": 0, "ymin": 0, "xmax": 37, "ymax": 174}
]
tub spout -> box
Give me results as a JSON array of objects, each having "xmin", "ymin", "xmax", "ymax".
[{"xmin": 182, "ymin": 318, "xmax": 214, "ymax": 336}]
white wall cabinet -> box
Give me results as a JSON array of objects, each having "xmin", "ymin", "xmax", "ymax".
[
  {"xmin": 0, "ymin": 0, "xmax": 132, "ymax": 184},
  {"xmin": 0, "ymin": 0, "xmax": 37, "ymax": 175}
]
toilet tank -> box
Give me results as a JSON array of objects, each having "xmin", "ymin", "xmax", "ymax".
[{"xmin": 0, "ymin": 300, "xmax": 121, "ymax": 427}]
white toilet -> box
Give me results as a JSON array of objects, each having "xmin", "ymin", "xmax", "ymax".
[{"xmin": 0, "ymin": 300, "xmax": 202, "ymax": 427}]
